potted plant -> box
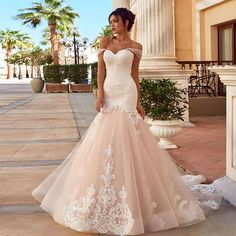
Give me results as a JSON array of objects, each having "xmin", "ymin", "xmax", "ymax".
[
  {"xmin": 140, "ymin": 78, "xmax": 188, "ymax": 149},
  {"xmin": 30, "ymin": 47, "xmax": 52, "ymax": 93}
]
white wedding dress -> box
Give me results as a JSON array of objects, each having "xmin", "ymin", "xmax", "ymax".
[{"xmin": 32, "ymin": 48, "xmax": 221, "ymax": 235}]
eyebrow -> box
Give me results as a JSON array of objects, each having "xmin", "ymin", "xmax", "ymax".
[{"xmin": 110, "ymin": 16, "xmax": 118, "ymax": 22}]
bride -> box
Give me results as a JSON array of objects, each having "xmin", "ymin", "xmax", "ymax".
[{"xmin": 32, "ymin": 7, "xmax": 216, "ymax": 236}]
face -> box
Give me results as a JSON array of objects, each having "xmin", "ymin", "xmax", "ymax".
[{"xmin": 109, "ymin": 14, "xmax": 128, "ymax": 34}]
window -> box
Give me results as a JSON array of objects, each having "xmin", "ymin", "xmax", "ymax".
[{"xmin": 218, "ymin": 22, "xmax": 236, "ymax": 64}]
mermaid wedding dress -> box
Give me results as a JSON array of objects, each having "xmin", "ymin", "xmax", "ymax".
[{"xmin": 32, "ymin": 48, "xmax": 219, "ymax": 235}]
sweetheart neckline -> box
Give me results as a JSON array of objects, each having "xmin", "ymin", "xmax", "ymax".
[
  {"xmin": 103, "ymin": 48, "xmax": 141, "ymax": 55},
  {"xmin": 105, "ymin": 49, "xmax": 130, "ymax": 55}
]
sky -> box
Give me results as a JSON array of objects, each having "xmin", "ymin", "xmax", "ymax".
[{"xmin": 0, "ymin": 0, "xmax": 112, "ymax": 46}]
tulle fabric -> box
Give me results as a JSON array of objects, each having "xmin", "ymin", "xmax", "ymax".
[{"xmin": 32, "ymin": 109, "xmax": 206, "ymax": 235}]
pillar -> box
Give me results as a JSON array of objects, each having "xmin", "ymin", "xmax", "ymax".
[{"xmin": 112, "ymin": 0, "xmax": 130, "ymax": 10}]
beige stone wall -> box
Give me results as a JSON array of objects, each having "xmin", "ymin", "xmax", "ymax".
[
  {"xmin": 174, "ymin": 0, "xmax": 193, "ymax": 60},
  {"xmin": 191, "ymin": 0, "xmax": 197, "ymax": 60},
  {"xmin": 175, "ymin": 0, "xmax": 236, "ymax": 61},
  {"xmin": 203, "ymin": 0, "xmax": 236, "ymax": 60}
]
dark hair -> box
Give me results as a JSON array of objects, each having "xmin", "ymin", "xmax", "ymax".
[{"xmin": 108, "ymin": 8, "xmax": 135, "ymax": 31}]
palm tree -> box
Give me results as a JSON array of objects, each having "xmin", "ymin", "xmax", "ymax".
[
  {"xmin": 40, "ymin": 22, "xmax": 78, "ymax": 63},
  {"xmin": 0, "ymin": 29, "xmax": 32, "ymax": 79},
  {"xmin": 93, "ymin": 25, "xmax": 112, "ymax": 49},
  {"xmin": 16, "ymin": 0, "xmax": 79, "ymax": 64}
]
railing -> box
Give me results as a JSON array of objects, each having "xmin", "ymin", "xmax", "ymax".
[{"xmin": 176, "ymin": 60, "xmax": 233, "ymax": 97}]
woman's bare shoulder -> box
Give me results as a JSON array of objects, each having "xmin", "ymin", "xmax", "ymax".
[
  {"xmin": 130, "ymin": 40, "xmax": 142, "ymax": 50},
  {"xmin": 99, "ymin": 36, "xmax": 112, "ymax": 48}
]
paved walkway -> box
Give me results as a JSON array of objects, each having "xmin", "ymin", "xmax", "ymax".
[
  {"xmin": 0, "ymin": 90, "xmax": 95, "ymax": 236},
  {"xmin": 0, "ymin": 84, "xmax": 235, "ymax": 236},
  {"xmin": 169, "ymin": 116, "xmax": 226, "ymax": 183}
]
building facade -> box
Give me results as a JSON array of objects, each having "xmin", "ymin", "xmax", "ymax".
[
  {"xmin": 175, "ymin": 0, "xmax": 236, "ymax": 62},
  {"xmin": 113, "ymin": 0, "xmax": 236, "ymax": 63}
]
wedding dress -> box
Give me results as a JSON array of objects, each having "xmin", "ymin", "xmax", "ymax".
[{"xmin": 32, "ymin": 48, "xmax": 220, "ymax": 235}]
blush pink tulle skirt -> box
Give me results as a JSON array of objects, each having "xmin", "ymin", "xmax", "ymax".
[{"xmin": 32, "ymin": 109, "xmax": 206, "ymax": 235}]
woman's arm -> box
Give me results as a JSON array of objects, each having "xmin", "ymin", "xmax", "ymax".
[
  {"xmin": 131, "ymin": 44, "xmax": 145, "ymax": 118},
  {"xmin": 95, "ymin": 36, "xmax": 109, "ymax": 111},
  {"xmin": 97, "ymin": 37, "xmax": 107, "ymax": 97}
]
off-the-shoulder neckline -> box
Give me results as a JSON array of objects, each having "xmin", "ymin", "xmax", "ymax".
[{"xmin": 98, "ymin": 48, "xmax": 142, "ymax": 55}]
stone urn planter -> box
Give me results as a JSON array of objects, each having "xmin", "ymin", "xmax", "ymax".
[
  {"xmin": 140, "ymin": 79, "xmax": 189, "ymax": 149},
  {"xmin": 31, "ymin": 77, "xmax": 44, "ymax": 93},
  {"xmin": 148, "ymin": 119, "xmax": 182, "ymax": 149}
]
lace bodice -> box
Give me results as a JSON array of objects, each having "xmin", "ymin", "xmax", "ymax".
[{"xmin": 97, "ymin": 48, "xmax": 142, "ymax": 112}]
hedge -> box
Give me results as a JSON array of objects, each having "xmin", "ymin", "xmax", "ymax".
[
  {"xmin": 43, "ymin": 64, "xmax": 90, "ymax": 84},
  {"xmin": 90, "ymin": 62, "xmax": 98, "ymax": 89}
]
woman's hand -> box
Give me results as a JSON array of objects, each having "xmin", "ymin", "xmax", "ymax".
[
  {"xmin": 137, "ymin": 103, "xmax": 145, "ymax": 119},
  {"xmin": 96, "ymin": 96, "xmax": 105, "ymax": 112}
]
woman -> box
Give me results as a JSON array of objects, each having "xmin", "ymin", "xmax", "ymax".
[{"xmin": 32, "ymin": 8, "xmax": 208, "ymax": 236}]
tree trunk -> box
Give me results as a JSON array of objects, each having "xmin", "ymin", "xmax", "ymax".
[
  {"xmin": 31, "ymin": 65, "xmax": 34, "ymax": 78},
  {"xmin": 18, "ymin": 64, "xmax": 21, "ymax": 80},
  {"xmin": 13, "ymin": 64, "xmax": 17, "ymax": 78},
  {"xmin": 6, "ymin": 49, "xmax": 11, "ymax": 79},
  {"xmin": 49, "ymin": 22, "xmax": 59, "ymax": 64},
  {"xmin": 57, "ymin": 40, "xmax": 62, "ymax": 64},
  {"xmin": 26, "ymin": 64, "xmax": 29, "ymax": 78}
]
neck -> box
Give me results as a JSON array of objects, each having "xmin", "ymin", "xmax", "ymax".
[{"xmin": 114, "ymin": 32, "xmax": 130, "ymax": 42}]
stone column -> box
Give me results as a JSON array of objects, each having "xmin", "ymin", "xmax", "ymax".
[
  {"xmin": 137, "ymin": 0, "xmax": 178, "ymax": 70},
  {"xmin": 134, "ymin": 0, "xmax": 191, "ymax": 122},
  {"xmin": 112, "ymin": 0, "xmax": 130, "ymax": 10},
  {"xmin": 210, "ymin": 65, "xmax": 236, "ymax": 206},
  {"xmin": 210, "ymin": 66, "xmax": 236, "ymax": 182}
]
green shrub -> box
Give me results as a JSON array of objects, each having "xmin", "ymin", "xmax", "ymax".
[
  {"xmin": 140, "ymin": 79, "xmax": 188, "ymax": 121},
  {"xmin": 43, "ymin": 65, "xmax": 65, "ymax": 83},
  {"xmin": 67, "ymin": 64, "xmax": 89, "ymax": 84},
  {"xmin": 43, "ymin": 64, "xmax": 89, "ymax": 84},
  {"xmin": 90, "ymin": 62, "xmax": 98, "ymax": 89}
]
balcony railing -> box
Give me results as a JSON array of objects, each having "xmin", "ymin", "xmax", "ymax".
[{"xmin": 176, "ymin": 60, "xmax": 233, "ymax": 97}]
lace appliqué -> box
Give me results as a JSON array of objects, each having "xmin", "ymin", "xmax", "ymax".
[
  {"xmin": 197, "ymin": 199, "xmax": 219, "ymax": 210},
  {"xmin": 189, "ymin": 184, "xmax": 216, "ymax": 194},
  {"xmin": 181, "ymin": 175, "xmax": 206, "ymax": 186},
  {"xmin": 63, "ymin": 144, "xmax": 134, "ymax": 236},
  {"xmin": 128, "ymin": 112, "xmax": 141, "ymax": 136},
  {"xmin": 164, "ymin": 172, "xmax": 201, "ymax": 222},
  {"xmin": 174, "ymin": 194, "xmax": 200, "ymax": 221},
  {"xmin": 101, "ymin": 105, "xmax": 136, "ymax": 113},
  {"xmin": 145, "ymin": 186, "xmax": 158, "ymax": 211}
]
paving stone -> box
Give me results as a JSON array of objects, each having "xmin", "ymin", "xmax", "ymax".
[
  {"xmin": 0, "ymin": 142, "xmax": 77, "ymax": 161},
  {"xmin": 0, "ymin": 166, "xmax": 56, "ymax": 205},
  {"xmin": 0, "ymin": 127, "xmax": 79, "ymax": 142},
  {"xmin": 0, "ymin": 119, "xmax": 76, "ymax": 129},
  {"xmin": 169, "ymin": 116, "xmax": 226, "ymax": 182},
  {"xmin": 0, "ymin": 113, "xmax": 74, "ymax": 121},
  {"xmin": 0, "ymin": 213, "xmax": 95, "ymax": 236}
]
